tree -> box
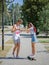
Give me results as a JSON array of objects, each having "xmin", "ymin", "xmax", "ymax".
[
  {"xmin": 0, "ymin": 0, "xmax": 2, "ymax": 25},
  {"xmin": 0, "ymin": 0, "xmax": 15, "ymax": 25},
  {"xmin": 39, "ymin": 3, "xmax": 49, "ymax": 35},
  {"xmin": 8, "ymin": 3, "xmax": 22, "ymax": 25},
  {"xmin": 22, "ymin": 0, "xmax": 49, "ymax": 30}
]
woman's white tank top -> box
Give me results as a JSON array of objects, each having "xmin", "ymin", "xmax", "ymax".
[{"xmin": 13, "ymin": 24, "xmax": 20, "ymax": 40}]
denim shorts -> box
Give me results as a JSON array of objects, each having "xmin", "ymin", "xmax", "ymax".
[{"xmin": 31, "ymin": 34, "xmax": 38, "ymax": 43}]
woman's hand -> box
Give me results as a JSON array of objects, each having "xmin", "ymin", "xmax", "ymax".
[
  {"xmin": 26, "ymin": 29, "xmax": 30, "ymax": 33},
  {"xmin": 20, "ymin": 28, "xmax": 26, "ymax": 32}
]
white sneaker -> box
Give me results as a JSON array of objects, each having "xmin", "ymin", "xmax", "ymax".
[
  {"xmin": 16, "ymin": 56, "xmax": 19, "ymax": 58},
  {"xmin": 29, "ymin": 55, "xmax": 36, "ymax": 58}
]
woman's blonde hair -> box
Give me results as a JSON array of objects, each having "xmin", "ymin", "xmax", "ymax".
[{"xmin": 18, "ymin": 19, "xmax": 23, "ymax": 23}]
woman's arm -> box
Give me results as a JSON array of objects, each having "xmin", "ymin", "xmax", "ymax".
[
  {"xmin": 11, "ymin": 25, "xmax": 20, "ymax": 32},
  {"xmin": 26, "ymin": 28, "xmax": 30, "ymax": 33},
  {"xmin": 20, "ymin": 28, "xmax": 26, "ymax": 31},
  {"xmin": 11, "ymin": 25, "xmax": 16, "ymax": 32},
  {"xmin": 19, "ymin": 27, "xmax": 30, "ymax": 33}
]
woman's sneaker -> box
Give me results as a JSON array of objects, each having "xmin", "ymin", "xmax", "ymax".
[
  {"xmin": 27, "ymin": 55, "xmax": 36, "ymax": 60},
  {"xmin": 16, "ymin": 56, "xmax": 20, "ymax": 59},
  {"xmin": 29, "ymin": 55, "xmax": 35, "ymax": 58}
]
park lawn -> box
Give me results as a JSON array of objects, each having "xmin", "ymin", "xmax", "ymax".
[
  {"xmin": 5, "ymin": 39, "xmax": 13, "ymax": 44},
  {"xmin": 38, "ymin": 38, "xmax": 49, "ymax": 52},
  {"xmin": 0, "ymin": 46, "xmax": 12, "ymax": 57},
  {"xmin": 45, "ymin": 45, "xmax": 49, "ymax": 52},
  {"xmin": 38, "ymin": 38, "xmax": 49, "ymax": 43},
  {"xmin": 0, "ymin": 39, "xmax": 13, "ymax": 57},
  {"xmin": 45, "ymin": 46, "xmax": 49, "ymax": 52},
  {"xmin": 0, "ymin": 29, "xmax": 10, "ymax": 33},
  {"xmin": 0, "ymin": 61, "xmax": 2, "ymax": 64}
]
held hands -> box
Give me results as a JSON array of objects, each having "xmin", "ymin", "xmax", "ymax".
[
  {"xmin": 11, "ymin": 26, "xmax": 30, "ymax": 33},
  {"xmin": 26, "ymin": 29, "xmax": 30, "ymax": 33},
  {"xmin": 20, "ymin": 28, "xmax": 30, "ymax": 33},
  {"xmin": 20, "ymin": 28, "xmax": 26, "ymax": 31}
]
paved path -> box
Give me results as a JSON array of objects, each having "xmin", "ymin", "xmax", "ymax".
[{"xmin": 0, "ymin": 37, "xmax": 49, "ymax": 65}]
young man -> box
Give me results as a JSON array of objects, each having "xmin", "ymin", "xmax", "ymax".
[{"xmin": 11, "ymin": 19, "xmax": 23, "ymax": 58}]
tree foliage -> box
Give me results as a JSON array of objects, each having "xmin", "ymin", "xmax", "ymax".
[{"xmin": 22, "ymin": 0, "xmax": 49, "ymax": 30}]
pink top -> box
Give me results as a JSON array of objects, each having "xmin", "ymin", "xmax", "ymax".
[{"xmin": 15, "ymin": 24, "xmax": 20, "ymax": 35}]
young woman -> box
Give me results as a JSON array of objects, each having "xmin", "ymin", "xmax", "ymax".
[
  {"xmin": 11, "ymin": 19, "xmax": 23, "ymax": 58},
  {"xmin": 27, "ymin": 22, "xmax": 38, "ymax": 59}
]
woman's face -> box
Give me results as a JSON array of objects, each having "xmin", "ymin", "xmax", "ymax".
[{"xmin": 28, "ymin": 24, "xmax": 32, "ymax": 28}]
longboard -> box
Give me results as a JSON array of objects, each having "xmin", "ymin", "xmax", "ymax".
[{"xmin": 0, "ymin": 57, "xmax": 36, "ymax": 61}]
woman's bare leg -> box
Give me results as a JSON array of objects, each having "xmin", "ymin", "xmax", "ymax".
[
  {"xmin": 12, "ymin": 44, "xmax": 17, "ymax": 55},
  {"xmin": 16, "ymin": 43, "xmax": 20, "ymax": 57},
  {"xmin": 31, "ymin": 42, "xmax": 36, "ymax": 55}
]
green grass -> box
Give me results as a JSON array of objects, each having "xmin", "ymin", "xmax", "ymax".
[
  {"xmin": 0, "ymin": 46, "xmax": 12, "ymax": 57},
  {"xmin": 45, "ymin": 47, "xmax": 49, "ymax": 52},
  {"xmin": 0, "ymin": 39, "xmax": 13, "ymax": 57},
  {"xmin": 38, "ymin": 38, "xmax": 49, "ymax": 43},
  {"xmin": 38, "ymin": 38, "xmax": 49, "ymax": 51},
  {"xmin": 38, "ymin": 38, "xmax": 49, "ymax": 52},
  {"xmin": 5, "ymin": 39, "xmax": 13, "ymax": 44},
  {"xmin": 0, "ymin": 29, "xmax": 10, "ymax": 33},
  {"xmin": 0, "ymin": 61, "xmax": 2, "ymax": 64}
]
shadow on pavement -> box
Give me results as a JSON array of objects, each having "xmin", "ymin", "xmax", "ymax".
[{"xmin": 0, "ymin": 57, "xmax": 27, "ymax": 59}]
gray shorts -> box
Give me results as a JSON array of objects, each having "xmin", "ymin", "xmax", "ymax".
[{"xmin": 13, "ymin": 37, "xmax": 20, "ymax": 44}]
